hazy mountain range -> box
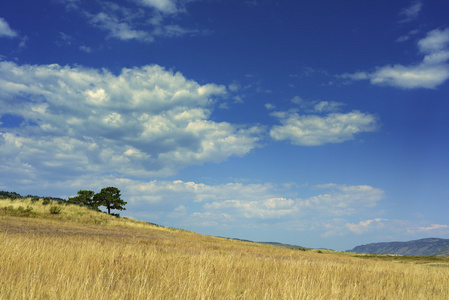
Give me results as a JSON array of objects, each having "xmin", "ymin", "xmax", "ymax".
[{"xmin": 347, "ymin": 238, "xmax": 449, "ymax": 256}]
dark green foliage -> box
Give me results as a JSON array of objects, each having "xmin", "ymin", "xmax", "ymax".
[
  {"xmin": 67, "ymin": 190, "xmax": 97, "ymax": 209},
  {"xmin": 93, "ymin": 187, "xmax": 127, "ymax": 215},
  {"xmin": 0, "ymin": 191, "xmax": 22, "ymax": 199},
  {"xmin": 42, "ymin": 197, "xmax": 51, "ymax": 205},
  {"xmin": 49, "ymin": 206, "xmax": 62, "ymax": 214},
  {"xmin": 31, "ymin": 196, "xmax": 40, "ymax": 203}
]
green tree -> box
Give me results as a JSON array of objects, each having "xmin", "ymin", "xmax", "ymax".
[
  {"xmin": 68, "ymin": 190, "xmax": 97, "ymax": 209},
  {"xmin": 93, "ymin": 187, "xmax": 127, "ymax": 215}
]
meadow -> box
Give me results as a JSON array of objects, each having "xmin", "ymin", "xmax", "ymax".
[{"xmin": 1, "ymin": 197, "xmax": 449, "ymax": 299}]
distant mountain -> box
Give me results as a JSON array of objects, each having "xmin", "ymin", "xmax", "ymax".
[{"xmin": 347, "ymin": 238, "xmax": 449, "ymax": 256}]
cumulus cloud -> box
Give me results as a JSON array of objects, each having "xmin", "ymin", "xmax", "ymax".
[
  {"xmin": 0, "ymin": 18, "xmax": 18, "ymax": 38},
  {"xmin": 0, "ymin": 61, "xmax": 261, "ymax": 181},
  {"xmin": 269, "ymin": 101, "xmax": 378, "ymax": 146},
  {"xmin": 340, "ymin": 28, "xmax": 449, "ymax": 89},
  {"xmin": 418, "ymin": 28, "xmax": 449, "ymax": 54}
]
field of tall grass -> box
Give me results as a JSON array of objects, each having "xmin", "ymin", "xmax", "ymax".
[{"xmin": 1, "ymin": 197, "xmax": 449, "ymax": 299}]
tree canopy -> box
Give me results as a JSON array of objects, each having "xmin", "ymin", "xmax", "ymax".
[
  {"xmin": 93, "ymin": 187, "xmax": 127, "ymax": 215},
  {"xmin": 68, "ymin": 190, "xmax": 97, "ymax": 208}
]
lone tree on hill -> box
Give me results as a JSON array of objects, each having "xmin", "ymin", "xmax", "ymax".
[{"xmin": 93, "ymin": 187, "xmax": 127, "ymax": 215}]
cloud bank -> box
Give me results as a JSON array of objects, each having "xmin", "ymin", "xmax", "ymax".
[
  {"xmin": 0, "ymin": 61, "xmax": 260, "ymax": 182},
  {"xmin": 74, "ymin": 178, "xmax": 386, "ymax": 232}
]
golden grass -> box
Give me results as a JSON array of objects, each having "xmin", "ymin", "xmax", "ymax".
[{"xmin": 1, "ymin": 198, "xmax": 449, "ymax": 299}]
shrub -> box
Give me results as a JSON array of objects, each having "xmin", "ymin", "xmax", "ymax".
[
  {"xmin": 42, "ymin": 197, "xmax": 51, "ymax": 205},
  {"xmin": 31, "ymin": 197, "xmax": 40, "ymax": 203},
  {"xmin": 1, "ymin": 205, "xmax": 34, "ymax": 217},
  {"xmin": 50, "ymin": 206, "xmax": 62, "ymax": 215}
]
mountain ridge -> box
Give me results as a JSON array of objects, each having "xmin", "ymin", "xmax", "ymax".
[{"xmin": 347, "ymin": 238, "xmax": 449, "ymax": 256}]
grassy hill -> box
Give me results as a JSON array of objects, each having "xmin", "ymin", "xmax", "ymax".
[{"xmin": 2, "ymin": 197, "xmax": 449, "ymax": 299}]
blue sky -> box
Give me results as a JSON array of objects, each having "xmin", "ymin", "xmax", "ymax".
[{"xmin": 1, "ymin": 0, "xmax": 449, "ymax": 250}]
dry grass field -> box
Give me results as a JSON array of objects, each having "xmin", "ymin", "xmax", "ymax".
[{"xmin": 1, "ymin": 197, "xmax": 449, "ymax": 299}]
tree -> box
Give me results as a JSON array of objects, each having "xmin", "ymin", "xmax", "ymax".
[
  {"xmin": 93, "ymin": 187, "xmax": 127, "ymax": 215},
  {"xmin": 68, "ymin": 190, "xmax": 97, "ymax": 209}
]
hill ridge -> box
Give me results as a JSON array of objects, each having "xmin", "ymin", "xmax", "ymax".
[{"xmin": 348, "ymin": 237, "xmax": 449, "ymax": 256}]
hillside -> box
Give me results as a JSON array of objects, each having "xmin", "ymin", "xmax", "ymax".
[
  {"xmin": 348, "ymin": 238, "xmax": 449, "ymax": 256},
  {"xmin": 2, "ymin": 197, "xmax": 449, "ymax": 299}
]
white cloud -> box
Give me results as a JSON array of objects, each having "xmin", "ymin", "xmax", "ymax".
[
  {"xmin": 264, "ymin": 103, "xmax": 276, "ymax": 110},
  {"xmin": 79, "ymin": 45, "xmax": 92, "ymax": 53},
  {"xmin": 0, "ymin": 18, "xmax": 18, "ymax": 38},
  {"xmin": 204, "ymin": 197, "xmax": 297, "ymax": 219},
  {"xmin": 89, "ymin": 12, "xmax": 155, "ymax": 42},
  {"xmin": 121, "ymin": 181, "xmax": 385, "ymax": 229},
  {"xmin": 302, "ymin": 184, "xmax": 384, "ymax": 216},
  {"xmin": 399, "ymin": 1, "xmax": 423, "ymax": 23},
  {"xmin": 369, "ymin": 64, "xmax": 449, "ymax": 89},
  {"xmin": 0, "ymin": 61, "xmax": 260, "ymax": 180},
  {"xmin": 322, "ymin": 218, "xmax": 449, "ymax": 239},
  {"xmin": 228, "ymin": 82, "xmax": 240, "ymax": 92},
  {"xmin": 55, "ymin": 0, "xmax": 80, "ymax": 10},
  {"xmin": 138, "ymin": 0, "xmax": 179, "ymax": 14},
  {"xmin": 418, "ymin": 28, "xmax": 449, "ymax": 54},
  {"xmin": 200, "ymin": 183, "xmax": 384, "ymax": 221},
  {"xmin": 418, "ymin": 224, "xmax": 449, "ymax": 232},
  {"xmin": 396, "ymin": 29, "xmax": 420, "ymax": 42},
  {"xmin": 289, "ymin": 97, "xmax": 344, "ymax": 113},
  {"xmin": 269, "ymin": 108, "xmax": 378, "ymax": 146},
  {"xmin": 313, "ymin": 101, "xmax": 344, "ymax": 113},
  {"xmin": 56, "ymin": 178, "xmax": 383, "ymax": 220},
  {"xmin": 340, "ymin": 28, "xmax": 449, "ymax": 89},
  {"xmin": 345, "ymin": 218, "xmax": 388, "ymax": 234},
  {"xmin": 55, "ymin": 0, "xmax": 204, "ymax": 43},
  {"xmin": 86, "ymin": 6, "xmax": 206, "ymax": 43},
  {"xmin": 57, "ymin": 32, "xmax": 73, "ymax": 46}
]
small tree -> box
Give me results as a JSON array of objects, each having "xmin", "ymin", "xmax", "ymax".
[
  {"xmin": 93, "ymin": 187, "xmax": 127, "ymax": 215},
  {"xmin": 68, "ymin": 190, "xmax": 97, "ymax": 209}
]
